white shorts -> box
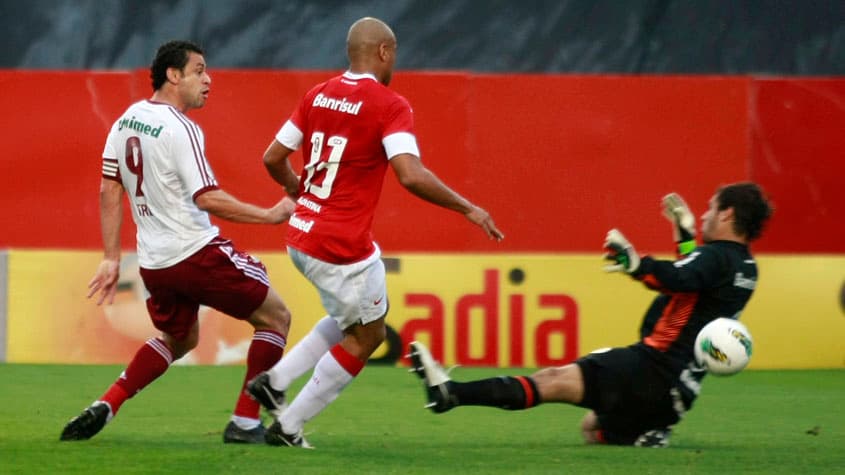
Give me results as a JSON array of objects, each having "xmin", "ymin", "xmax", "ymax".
[{"xmin": 287, "ymin": 245, "xmax": 388, "ymax": 330}]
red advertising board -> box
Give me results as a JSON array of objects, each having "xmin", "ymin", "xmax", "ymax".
[{"xmin": 0, "ymin": 71, "xmax": 841, "ymax": 253}]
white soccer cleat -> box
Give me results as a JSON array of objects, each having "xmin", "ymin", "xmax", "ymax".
[
  {"xmin": 265, "ymin": 421, "xmax": 314, "ymax": 449},
  {"xmin": 407, "ymin": 341, "xmax": 456, "ymax": 413}
]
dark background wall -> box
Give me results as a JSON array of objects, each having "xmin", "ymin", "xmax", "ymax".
[{"xmin": 2, "ymin": 0, "xmax": 843, "ymax": 74}]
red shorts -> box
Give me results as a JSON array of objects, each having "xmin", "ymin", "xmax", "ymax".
[{"xmin": 139, "ymin": 238, "xmax": 270, "ymax": 340}]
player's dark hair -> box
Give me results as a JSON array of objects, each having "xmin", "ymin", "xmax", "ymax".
[
  {"xmin": 150, "ymin": 40, "xmax": 204, "ymax": 91},
  {"xmin": 716, "ymin": 182, "xmax": 773, "ymax": 241}
]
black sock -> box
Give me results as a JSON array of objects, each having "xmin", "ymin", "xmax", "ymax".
[{"xmin": 449, "ymin": 376, "xmax": 541, "ymax": 410}]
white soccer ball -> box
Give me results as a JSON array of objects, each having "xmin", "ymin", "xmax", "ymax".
[{"xmin": 694, "ymin": 318, "xmax": 753, "ymax": 376}]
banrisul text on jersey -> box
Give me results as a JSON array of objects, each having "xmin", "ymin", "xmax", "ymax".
[{"xmin": 311, "ymin": 93, "xmax": 363, "ymax": 115}]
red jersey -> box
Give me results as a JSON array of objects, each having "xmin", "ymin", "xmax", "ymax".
[{"xmin": 275, "ymin": 72, "xmax": 419, "ymax": 264}]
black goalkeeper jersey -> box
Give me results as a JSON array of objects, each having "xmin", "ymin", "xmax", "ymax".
[{"xmin": 631, "ymin": 240, "xmax": 758, "ymax": 381}]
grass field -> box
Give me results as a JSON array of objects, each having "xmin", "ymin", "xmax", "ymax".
[{"xmin": 1, "ymin": 364, "xmax": 842, "ymax": 474}]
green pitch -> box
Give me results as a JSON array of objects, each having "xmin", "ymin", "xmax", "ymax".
[{"xmin": 1, "ymin": 364, "xmax": 842, "ymax": 474}]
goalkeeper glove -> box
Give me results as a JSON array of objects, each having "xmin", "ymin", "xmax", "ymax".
[
  {"xmin": 662, "ymin": 192, "xmax": 696, "ymax": 255},
  {"xmin": 603, "ymin": 229, "xmax": 641, "ymax": 274}
]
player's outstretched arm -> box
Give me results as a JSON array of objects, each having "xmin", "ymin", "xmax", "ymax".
[
  {"xmin": 464, "ymin": 205, "xmax": 505, "ymax": 242},
  {"xmin": 88, "ymin": 178, "xmax": 124, "ymax": 305},
  {"xmin": 195, "ymin": 189, "xmax": 295, "ymax": 224},
  {"xmin": 390, "ymin": 153, "xmax": 504, "ymax": 241},
  {"xmin": 603, "ymin": 229, "xmax": 641, "ymax": 274}
]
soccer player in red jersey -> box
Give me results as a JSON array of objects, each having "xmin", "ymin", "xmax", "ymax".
[
  {"xmin": 60, "ymin": 41, "xmax": 296, "ymax": 444},
  {"xmin": 247, "ymin": 17, "xmax": 504, "ymax": 447}
]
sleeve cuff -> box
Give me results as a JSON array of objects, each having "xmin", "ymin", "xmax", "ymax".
[{"xmin": 677, "ymin": 240, "xmax": 696, "ymax": 255}]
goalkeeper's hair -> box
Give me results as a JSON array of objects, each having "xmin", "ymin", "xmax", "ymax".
[
  {"xmin": 716, "ymin": 182, "xmax": 773, "ymax": 242},
  {"xmin": 150, "ymin": 40, "xmax": 205, "ymax": 91}
]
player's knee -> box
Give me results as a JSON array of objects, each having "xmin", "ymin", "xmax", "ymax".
[
  {"xmin": 165, "ymin": 332, "xmax": 199, "ymax": 359},
  {"xmin": 251, "ymin": 309, "xmax": 290, "ymax": 334},
  {"xmin": 362, "ymin": 321, "xmax": 386, "ymax": 352},
  {"xmin": 580, "ymin": 411, "xmax": 597, "ymax": 431},
  {"xmin": 581, "ymin": 429, "xmax": 602, "ymax": 444},
  {"xmin": 269, "ymin": 305, "xmax": 292, "ymax": 331},
  {"xmin": 345, "ymin": 319, "xmax": 386, "ymax": 355},
  {"xmin": 373, "ymin": 320, "xmax": 387, "ymax": 343},
  {"xmin": 580, "ymin": 412, "xmax": 601, "ymax": 444},
  {"xmin": 533, "ymin": 366, "xmax": 564, "ymax": 379},
  {"xmin": 531, "ymin": 366, "xmax": 570, "ymax": 388},
  {"xmin": 531, "ymin": 364, "xmax": 583, "ymax": 403},
  {"xmin": 249, "ymin": 294, "xmax": 292, "ymax": 334}
]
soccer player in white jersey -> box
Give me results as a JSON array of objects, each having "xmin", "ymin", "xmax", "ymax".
[
  {"xmin": 60, "ymin": 41, "xmax": 296, "ymax": 444},
  {"xmin": 246, "ymin": 17, "xmax": 504, "ymax": 448}
]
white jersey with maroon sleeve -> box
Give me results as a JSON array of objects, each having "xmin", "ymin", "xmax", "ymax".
[
  {"xmin": 101, "ymin": 100, "xmax": 220, "ymax": 269},
  {"xmin": 275, "ymin": 71, "xmax": 420, "ymax": 264}
]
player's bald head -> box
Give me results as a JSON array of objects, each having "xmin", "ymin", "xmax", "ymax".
[
  {"xmin": 346, "ymin": 17, "xmax": 398, "ymax": 85},
  {"xmin": 347, "ymin": 17, "xmax": 396, "ymax": 62}
]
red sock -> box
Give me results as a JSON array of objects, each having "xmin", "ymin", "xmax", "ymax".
[
  {"xmin": 101, "ymin": 338, "xmax": 172, "ymax": 415},
  {"xmin": 330, "ymin": 344, "xmax": 366, "ymax": 376},
  {"xmin": 233, "ymin": 330, "xmax": 286, "ymax": 419}
]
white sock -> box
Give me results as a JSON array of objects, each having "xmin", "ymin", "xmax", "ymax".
[
  {"xmin": 94, "ymin": 401, "xmax": 114, "ymax": 422},
  {"xmin": 267, "ymin": 315, "xmax": 343, "ymax": 390},
  {"xmin": 279, "ymin": 350, "xmax": 356, "ymax": 434},
  {"xmin": 230, "ymin": 415, "xmax": 261, "ymax": 430}
]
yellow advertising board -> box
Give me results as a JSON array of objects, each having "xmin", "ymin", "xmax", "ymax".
[
  {"xmin": 5, "ymin": 250, "xmax": 315, "ymax": 365},
  {"xmin": 6, "ymin": 250, "xmax": 844, "ymax": 369}
]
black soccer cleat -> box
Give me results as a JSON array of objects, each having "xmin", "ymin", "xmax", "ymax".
[
  {"xmin": 633, "ymin": 428, "xmax": 672, "ymax": 448},
  {"xmin": 265, "ymin": 421, "xmax": 313, "ymax": 449},
  {"xmin": 223, "ymin": 421, "xmax": 266, "ymax": 444},
  {"xmin": 407, "ymin": 341, "xmax": 457, "ymax": 413},
  {"xmin": 246, "ymin": 372, "xmax": 287, "ymax": 416},
  {"xmin": 60, "ymin": 402, "xmax": 112, "ymax": 441}
]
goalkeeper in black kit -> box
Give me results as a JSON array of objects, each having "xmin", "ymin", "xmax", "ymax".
[{"xmin": 409, "ymin": 182, "xmax": 772, "ymax": 447}]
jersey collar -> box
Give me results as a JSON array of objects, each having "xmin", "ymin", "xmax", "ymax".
[{"xmin": 343, "ymin": 71, "xmax": 378, "ymax": 83}]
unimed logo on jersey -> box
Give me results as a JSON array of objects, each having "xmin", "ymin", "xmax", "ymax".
[
  {"xmin": 377, "ymin": 259, "xmax": 579, "ymax": 368},
  {"xmin": 118, "ymin": 116, "xmax": 164, "ymax": 138}
]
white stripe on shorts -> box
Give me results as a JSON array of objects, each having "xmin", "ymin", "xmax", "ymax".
[{"xmin": 219, "ymin": 245, "xmax": 270, "ymax": 286}]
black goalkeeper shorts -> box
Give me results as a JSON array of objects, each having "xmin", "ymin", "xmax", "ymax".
[{"xmin": 575, "ymin": 345, "xmax": 683, "ymax": 445}]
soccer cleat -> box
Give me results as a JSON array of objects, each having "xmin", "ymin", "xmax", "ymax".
[
  {"xmin": 407, "ymin": 341, "xmax": 457, "ymax": 413},
  {"xmin": 223, "ymin": 421, "xmax": 266, "ymax": 444},
  {"xmin": 60, "ymin": 402, "xmax": 113, "ymax": 441},
  {"xmin": 265, "ymin": 421, "xmax": 314, "ymax": 449},
  {"xmin": 246, "ymin": 372, "xmax": 287, "ymax": 417},
  {"xmin": 633, "ymin": 428, "xmax": 672, "ymax": 448}
]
